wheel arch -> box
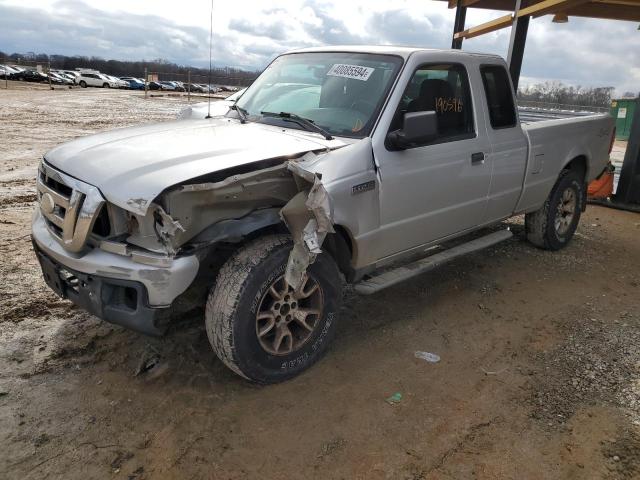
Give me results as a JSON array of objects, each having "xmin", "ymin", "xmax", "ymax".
[
  {"xmin": 561, "ymin": 155, "xmax": 589, "ymax": 211},
  {"xmin": 192, "ymin": 214, "xmax": 356, "ymax": 282},
  {"xmin": 562, "ymin": 154, "xmax": 589, "ymax": 182},
  {"xmin": 323, "ymin": 224, "xmax": 356, "ymax": 282}
]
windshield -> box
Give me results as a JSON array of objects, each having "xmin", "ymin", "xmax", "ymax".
[{"xmin": 235, "ymin": 52, "xmax": 403, "ymax": 138}]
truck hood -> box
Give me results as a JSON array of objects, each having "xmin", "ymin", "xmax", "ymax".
[{"xmin": 45, "ymin": 118, "xmax": 343, "ymax": 215}]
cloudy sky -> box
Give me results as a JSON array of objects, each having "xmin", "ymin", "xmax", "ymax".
[{"xmin": 0, "ymin": 0, "xmax": 638, "ymax": 94}]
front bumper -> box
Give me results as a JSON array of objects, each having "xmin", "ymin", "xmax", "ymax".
[{"xmin": 32, "ymin": 210, "xmax": 200, "ymax": 335}]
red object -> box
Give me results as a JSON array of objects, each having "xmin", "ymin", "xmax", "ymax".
[{"xmin": 588, "ymin": 168, "xmax": 614, "ymax": 199}]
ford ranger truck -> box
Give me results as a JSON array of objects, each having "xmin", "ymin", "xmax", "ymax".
[{"xmin": 32, "ymin": 46, "xmax": 615, "ymax": 383}]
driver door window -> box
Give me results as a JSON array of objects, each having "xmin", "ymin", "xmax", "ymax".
[
  {"xmin": 390, "ymin": 64, "xmax": 475, "ymax": 146},
  {"xmin": 373, "ymin": 61, "xmax": 491, "ymax": 260}
]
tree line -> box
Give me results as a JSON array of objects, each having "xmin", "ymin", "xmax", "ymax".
[
  {"xmin": 517, "ymin": 81, "xmax": 634, "ymax": 109},
  {"xmin": 3, "ymin": 51, "xmax": 635, "ymax": 101},
  {"xmin": 0, "ymin": 51, "xmax": 261, "ymax": 86}
]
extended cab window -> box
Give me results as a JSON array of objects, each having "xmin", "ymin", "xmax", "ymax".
[
  {"xmin": 480, "ymin": 65, "xmax": 517, "ymax": 129},
  {"xmin": 390, "ymin": 63, "xmax": 474, "ymax": 146}
]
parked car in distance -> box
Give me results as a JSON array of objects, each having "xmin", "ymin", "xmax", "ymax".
[
  {"xmin": 166, "ymin": 81, "xmax": 186, "ymax": 92},
  {"xmin": 48, "ymin": 72, "xmax": 73, "ymax": 85},
  {"xmin": 52, "ymin": 71, "xmax": 77, "ymax": 83},
  {"xmin": 103, "ymin": 74, "xmax": 128, "ymax": 89},
  {"xmin": 124, "ymin": 78, "xmax": 146, "ymax": 90},
  {"xmin": 159, "ymin": 81, "xmax": 177, "ymax": 91},
  {"xmin": 185, "ymin": 83, "xmax": 206, "ymax": 93},
  {"xmin": 0, "ymin": 64, "xmax": 20, "ymax": 79},
  {"xmin": 61, "ymin": 70, "xmax": 81, "ymax": 83},
  {"xmin": 177, "ymin": 88, "xmax": 246, "ymax": 119},
  {"xmin": 147, "ymin": 81, "xmax": 163, "ymax": 90},
  {"xmin": 77, "ymin": 72, "xmax": 114, "ymax": 88},
  {"xmin": 14, "ymin": 69, "xmax": 49, "ymax": 82},
  {"xmin": 47, "ymin": 72, "xmax": 63, "ymax": 84}
]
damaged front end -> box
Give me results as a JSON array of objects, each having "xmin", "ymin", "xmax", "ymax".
[
  {"xmin": 280, "ymin": 157, "xmax": 334, "ymax": 290},
  {"xmin": 104, "ymin": 151, "xmax": 335, "ymax": 291},
  {"xmin": 32, "ymin": 149, "xmax": 337, "ymax": 336}
]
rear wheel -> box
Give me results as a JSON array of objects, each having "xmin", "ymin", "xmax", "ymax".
[
  {"xmin": 525, "ymin": 169, "xmax": 584, "ymax": 250},
  {"xmin": 103, "ymin": 83, "xmax": 110, "ymax": 88},
  {"xmin": 205, "ymin": 234, "xmax": 342, "ymax": 384}
]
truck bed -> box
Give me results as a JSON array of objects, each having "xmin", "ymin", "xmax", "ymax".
[
  {"xmin": 516, "ymin": 111, "xmax": 612, "ymax": 214},
  {"xmin": 517, "ymin": 104, "xmax": 607, "ymax": 123}
]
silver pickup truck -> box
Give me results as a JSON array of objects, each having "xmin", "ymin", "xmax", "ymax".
[{"xmin": 32, "ymin": 46, "xmax": 614, "ymax": 383}]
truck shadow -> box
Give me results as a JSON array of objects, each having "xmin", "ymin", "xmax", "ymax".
[{"xmin": 43, "ymin": 221, "xmax": 528, "ymax": 394}]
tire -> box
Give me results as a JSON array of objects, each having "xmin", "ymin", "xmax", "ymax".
[
  {"xmin": 525, "ymin": 169, "xmax": 584, "ymax": 250},
  {"xmin": 79, "ymin": 80, "xmax": 87, "ymax": 88},
  {"xmin": 206, "ymin": 234, "xmax": 342, "ymax": 384},
  {"xmin": 103, "ymin": 83, "xmax": 110, "ymax": 88}
]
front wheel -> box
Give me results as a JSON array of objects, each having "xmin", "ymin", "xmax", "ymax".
[
  {"xmin": 79, "ymin": 80, "xmax": 87, "ymax": 88},
  {"xmin": 525, "ymin": 169, "xmax": 584, "ymax": 250},
  {"xmin": 205, "ymin": 234, "xmax": 342, "ymax": 384}
]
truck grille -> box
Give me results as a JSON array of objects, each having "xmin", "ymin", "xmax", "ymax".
[{"xmin": 37, "ymin": 161, "xmax": 105, "ymax": 253}]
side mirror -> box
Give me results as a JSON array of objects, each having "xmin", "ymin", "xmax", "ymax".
[{"xmin": 387, "ymin": 111, "xmax": 438, "ymax": 150}]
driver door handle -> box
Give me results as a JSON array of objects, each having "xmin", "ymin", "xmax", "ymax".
[{"xmin": 471, "ymin": 152, "xmax": 485, "ymax": 165}]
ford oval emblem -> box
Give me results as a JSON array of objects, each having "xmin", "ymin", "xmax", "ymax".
[{"xmin": 40, "ymin": 193, "xmax": 55, "ymax": 215}]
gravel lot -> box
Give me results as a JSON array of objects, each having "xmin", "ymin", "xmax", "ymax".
[{"xmin": 1, "ymin": 86, "xmax": 640, "ymax": 479}]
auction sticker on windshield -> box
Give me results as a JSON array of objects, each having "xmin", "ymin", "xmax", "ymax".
[{"xmin": 327, "ymin": 64, "xmax": 374, "ymax": 81}]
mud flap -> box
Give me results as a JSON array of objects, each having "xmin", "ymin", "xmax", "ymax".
[{"xmin": 280, "ymin": 158, "xmax": 334, "ymax": 291}]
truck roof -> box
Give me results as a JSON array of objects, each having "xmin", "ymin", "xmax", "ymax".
[{"xmin": 287, "ymin": 45, "xmax": 504, "ymax": 61}]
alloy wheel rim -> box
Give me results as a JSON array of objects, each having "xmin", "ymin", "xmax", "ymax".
[
  {"xmin": 255, "ymin": 274, "xmax": 324, "ymax": 356},
  {"xmin": 555, "ymin": 187, "xmax": 577, "ymax": 235}
]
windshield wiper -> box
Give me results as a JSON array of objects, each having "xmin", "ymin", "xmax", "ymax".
[
  {"xmin": 260, "ymin": 111, "xmax": 333, "ymax": 140},
  {"xmin": 229, "ymin": 104, "xmax": 248, "ymax": 124}
]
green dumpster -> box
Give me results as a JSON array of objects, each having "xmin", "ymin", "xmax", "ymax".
[{"xmin": 610, "ymin": 98, "xmax": 638, "ymax": 141}]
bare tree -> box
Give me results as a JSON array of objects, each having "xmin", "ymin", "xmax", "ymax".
[{"xmin": 518, "ymin": 81, "xmax": 614, "ymax": 109}]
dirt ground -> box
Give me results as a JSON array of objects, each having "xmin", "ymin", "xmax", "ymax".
[{"xmin": 1, "ymin": 86, "xmax": 640, "ymax": 480}]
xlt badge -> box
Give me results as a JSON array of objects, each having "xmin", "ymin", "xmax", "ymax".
[{"xmin": 352, "ymin": 180, "xmax": 375, "ymax": 195}]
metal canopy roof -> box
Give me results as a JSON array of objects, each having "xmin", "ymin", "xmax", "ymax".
[
  {"xmin": 437, "ymin": 0, "xmax": 640, "ymax": 40},
  {"xmin": 437, "ymin": 0, "xmax": 640, "ymax": 210}
]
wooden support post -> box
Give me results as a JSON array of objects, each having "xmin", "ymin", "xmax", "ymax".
[
  {"xmin": 144, "ymin": 67, "xmax": 148, "ymax": 98},
  {"xmin": 516, "ymin": 0, "xmax": 590, "ymax": 18},
  {"xmin": 454, "ymin": 14, "xmax": 513, "ymax": 40}
]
